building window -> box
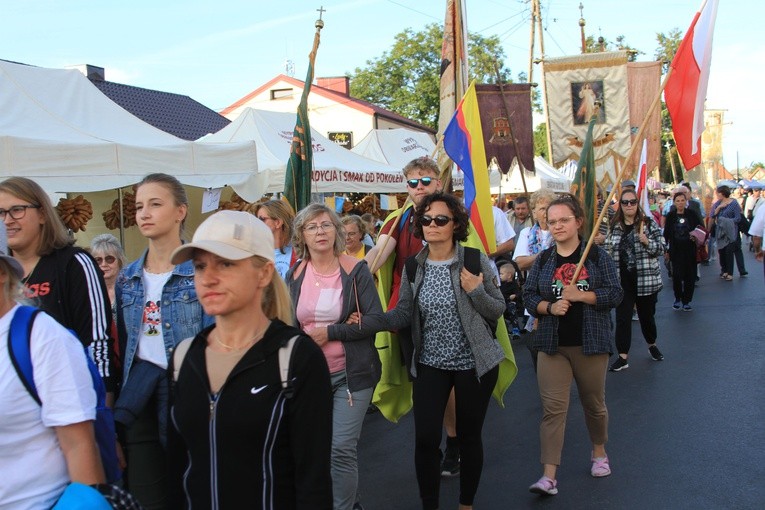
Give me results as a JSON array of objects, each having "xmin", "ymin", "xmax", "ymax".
[{"xmin": 270, "ymin": 88, "xmax": 294, "ymax": 100}]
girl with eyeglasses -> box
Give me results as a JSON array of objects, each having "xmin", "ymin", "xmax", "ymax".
[
  {"xmin": 286, "ymin": 203, "xmax": 383, "ymax": 510},
  {"xmin": 382, "ymin": 192, "xmax": 505, "ymax": 510},
  {"xmin": 523, "ymin": 195, "xmax": 623, "ymax": 497},
  {"xmin": 604, "ymin": 190, "xmax": 666, "ymax": 372},
  {"xmin": 0, "ymin": 177, "xmax": 116, "ymax": 399}
]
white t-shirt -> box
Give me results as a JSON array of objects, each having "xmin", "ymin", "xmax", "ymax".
[
  {"xmin": 492, "ymin": 206, "xmax": 517, "ymax": 245},
  {"xmin": 138, "ymin": 270, "xmax": 173, "ymax": 369},
  {"xmin": 512, "ymin": 226, "xmax": 553, "ymax": 260},
  {"xmin": 748, "ymin": 204, "xmax": 765, "ymax": 239},
  {"xmin": 0, "ymin": 304, "xmax": 96, "ymax": 510}
]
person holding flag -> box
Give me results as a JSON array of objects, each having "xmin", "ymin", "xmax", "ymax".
[
  {"xmin": 604, "ymin": 189, "xmax": 666, "ymax": 372},
  {"xmin": 523, "ymin": 194, "xmax": 623, "ymax": 496}
]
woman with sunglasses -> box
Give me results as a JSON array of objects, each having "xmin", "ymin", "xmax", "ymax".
[
  {"xmin": 604, "ymin": 190, "xmax": 665, "ymax": 372},
  {"xmin": 251, "ymin": 199, "xmax": 297, "ymax": 279},
  {"xmin": 523, "ymin": 195, "xmax": 622, "ymax": 496},
  {"xmin": 383, "ymin": 192, "xmax": 505, "ymax": 510},
  {"xmin": 0, "ymin": 177, "xmax": 116, "ymax": 398},
  {"xmin": 286, "ymin": 203, "xmax": 383, "ymax": 510},
  {"xmin": 90, "ymin": 234, "xmax": 128, "ymax": 376}
]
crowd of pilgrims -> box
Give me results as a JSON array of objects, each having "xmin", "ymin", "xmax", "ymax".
[{"xmin": 0, "ymin": 163, "xmax": 758, "ymax": 509}]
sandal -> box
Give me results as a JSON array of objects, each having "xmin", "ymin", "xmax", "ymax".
[{"xmin": 591, "ymin": 455, "xmax": 611, "ymax": 477}]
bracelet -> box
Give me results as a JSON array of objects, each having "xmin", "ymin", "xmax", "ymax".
[{"xmin": 546, "ymin": 301, "xmax": 554, "ymax": 315}]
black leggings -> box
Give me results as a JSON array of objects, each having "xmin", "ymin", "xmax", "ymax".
[
  {"xmin": 412, "ymin": 363, "xmax": 498, "ymax": 510},
  {"xmin": 671, "ymin": 248, "xmax": 697, "ymax": 305},
  {"xmin": 614, "ymin": 276, "xmax": 658, "ymax": 355}
]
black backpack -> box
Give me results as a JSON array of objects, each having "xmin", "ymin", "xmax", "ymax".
[{"xmin": 404, "ymin": 246, "xmax": 498, "ymax": 333}]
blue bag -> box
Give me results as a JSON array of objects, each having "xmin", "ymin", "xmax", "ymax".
[
  {"xmin": 52, "ymin": 482, "xmax": 112, "ymax": 509},
  {"xmin": 8, "ymin": 306, "xmax": 122, "ymax": 483}
]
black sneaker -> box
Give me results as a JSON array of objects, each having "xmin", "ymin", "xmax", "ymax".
[
  {"xmin": 649, "ymin": 345, "xmax": 664, "ymax": 361},
  {"xmin": 609, "ymin": 357, "xmax": 629, "ymax": 372},
  {"xmin": 440, "ymin": 448, "xmax": 460, "ymax": 477},
  {"xmin": 672, "ymin": 301, "xmax": 681, "ymax": 310},
  {"xmin": 683, "ymin": 304, "xmax": 693, "ymax": 312}
]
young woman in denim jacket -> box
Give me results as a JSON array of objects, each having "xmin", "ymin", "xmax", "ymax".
[{"xmin": 114, "ymin": 173, "xmax": 213, "ymax": 509}]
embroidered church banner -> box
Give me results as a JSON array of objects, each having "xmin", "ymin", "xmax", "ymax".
[
  {"xmin": 627, "ymin": 61, "xmax": 662, "ymax": 178},
  {"xmin": 475, "ymin": 83, "xmax": 534, "ymax": 174},
  {"xmin": 544, "ymin": 51, "xmax": 631, "ymax": 180}
]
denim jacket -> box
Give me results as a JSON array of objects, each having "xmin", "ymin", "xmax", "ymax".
[{"xmin": 116, "ymin": 250, "xmax": 214, "ymax": 385}]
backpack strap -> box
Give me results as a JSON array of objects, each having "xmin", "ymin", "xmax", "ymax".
[
  {"xmin": 279, "ymin": 335, "xmax": 300, "ymax": 399},
  {"xmin": 172, "ymin": 337, "xmax": 194, "ymax": 382},
  {"xmin": 405, "ymin": 255, "xmax": 418, "ymax": 284},
  {"xmin": 8, "ymin": 306, "xmax": 43, "ymax": 404}
]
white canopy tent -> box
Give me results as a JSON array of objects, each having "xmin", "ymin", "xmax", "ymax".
[
  {"xmin": 492, "ymin": 156, "xmax": 573, "ymax": 194},
  {"xmin": 201, "ymin": 108, "xmax": 407, "ymax": 193},
  {"xmin": 350, "ymin": 127, "xmax": 502, "ymax": 191},
  {"xmin": 0, "ymin": 60, "xmax": 261, "ymax": 199}
]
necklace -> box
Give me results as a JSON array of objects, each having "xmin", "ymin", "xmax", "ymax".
[
  {"xmin": 214, "ymin": 320, "xmax": 271, "ymax": 352},
  {"xmin": 311, "ymin": 259, "xmax": 337, "ymax": 287}
]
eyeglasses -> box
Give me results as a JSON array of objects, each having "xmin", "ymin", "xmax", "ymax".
[
  {"xmin": 345, "ymin": 231, "xmax": 360, "ymax": 238},
  {"xmin": 419, "ymin": 215, "xmax": 453, "ymax": 227},
  {"xmin": 304, "ymin": 222, "xmax": 335, "ymax": 234},
  {"xmin": 0, "ymin": 204, "xmax": 41, "ymax": 220},
  {"xmin": 620, "ymin": 199, "xmax": 638, "ymax": 206},
  {"xmin": 546, "ymin": 216, "xmax": 575, "ymax": 227},
  {"xmin": 407, "ymin": 177, "xmax": 434, "ymax": 189},
  {"xmin": 94, "ymin": 255, "xmax": 117, "ymax": 265}
]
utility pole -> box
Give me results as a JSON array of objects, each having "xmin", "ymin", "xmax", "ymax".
[{"xmin": 579, "ymin": 2, "xmax": 587, "ymax": 53}]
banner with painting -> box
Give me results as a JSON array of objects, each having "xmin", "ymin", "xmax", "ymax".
[{"xmin": 543, "ymin": 51, "xmax": 631, "ymax": 184}]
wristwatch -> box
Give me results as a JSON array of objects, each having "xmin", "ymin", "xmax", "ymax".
[{"xmin": 547, "ymin": 301, "xmax": 554, "ymax": 315}]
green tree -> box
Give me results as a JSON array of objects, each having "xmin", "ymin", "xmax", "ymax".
[
  {"xmin": 349, "ymin": 23, "xmax": 513, "ymax": 130},
  {"xmin": 655, "ymin": 29, "xmax": 684, "ymax": 181},
  {"xmin": 533, "ymin": 123, "xmax": 548, "ymax": 160},
  {"xmin": 584, "ymin": 34, "xmax": 642, "ymax": 61}
]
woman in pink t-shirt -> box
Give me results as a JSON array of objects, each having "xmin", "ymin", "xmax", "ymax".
[{"xmin": 286, "ymin": 204, "xmax": 384, "ymax": 510}]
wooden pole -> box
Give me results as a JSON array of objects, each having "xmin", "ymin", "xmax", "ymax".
[
  {"xmin": 494, "ymin": 62, "xmax": 528, "ymax": 194},
  {"xmin": 570, "ymin": 66, "xmax": 675, "ymax": 282}
]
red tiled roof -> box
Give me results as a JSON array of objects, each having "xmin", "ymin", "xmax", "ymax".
[{"xmin": 220, "ymin": 74, "xmax": 435, "ymax": 134}]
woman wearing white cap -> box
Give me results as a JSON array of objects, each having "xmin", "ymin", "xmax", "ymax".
[{"xmin": 167, "ymin": 210, "xmax": 333, "ymax": 509}]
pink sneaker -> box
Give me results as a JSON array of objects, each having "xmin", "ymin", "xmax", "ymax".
[
  {"xmin": 591, "ymin": 455, "xmax": 611, "ymax": 477},
  {"xmin": 529, "ymin": 476, "xmax": 558, "ymax": 495}
]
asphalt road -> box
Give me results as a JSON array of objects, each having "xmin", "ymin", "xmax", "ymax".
[{"xmin": 357, "ymin": 248, "xmax": 765, "ymax": 510}]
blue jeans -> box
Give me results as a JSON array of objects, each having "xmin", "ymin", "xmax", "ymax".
[{"xmin": 330, "ymin": 371, "xmax": 373, "ymax": 510}]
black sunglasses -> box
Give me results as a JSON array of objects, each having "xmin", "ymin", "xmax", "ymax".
[
  {"xmin": 407, "ymin": 177, "xmax": 434, "ymax": 188},
  {"xmin": 419, "ymin": 215, "xmax": 453, "ymax": 227},
  {"xmin": 620, "ymin": 199, "xmax": 638, "ymax": 206}
]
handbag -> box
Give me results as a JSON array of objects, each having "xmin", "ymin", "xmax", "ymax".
[{"xmin": 689, "ymin": 226, "xmax": 708, "ymax": 248}]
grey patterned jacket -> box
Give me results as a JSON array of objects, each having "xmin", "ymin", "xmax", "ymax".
[
  {"xmin": 385, "ymin": 244, "xmax": 505, "ymax": 379},
  {"xmin": 604, "ymin": 218, "xmax": 665, "ymax": 296}
]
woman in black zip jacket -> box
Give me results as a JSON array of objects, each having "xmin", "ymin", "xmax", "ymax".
[{"xmin": 166, "ymin": 210, "xmax": 332, "ymax": 509}]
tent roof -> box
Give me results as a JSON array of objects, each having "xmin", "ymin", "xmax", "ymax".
[
  {"xmin": 0, "ymin": 59, "xmax": 259, "ymax": 198},
  {"xmin": 351, "ymin": 128, "xmax": 436, "ymax": 168},
  {"xmin": 202, "ymin": 108, "xmax": 407, "ymax": 193},
  {"xmin": 495, "ymin": 156, "xmax": 572, "ymax": 194}
]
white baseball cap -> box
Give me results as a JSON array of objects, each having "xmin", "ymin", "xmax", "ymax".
[
  {"xmin": 0, "ymin": 222, "xmax": 23, "ymax": 279},
  {"xmin": 170, "ymin": 210, "xmax": 275, "ymax": 265}
]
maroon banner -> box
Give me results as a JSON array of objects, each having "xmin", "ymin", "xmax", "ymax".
[{"xmin": 475, "ymin": 84, "xmax": 534, "ymax": 174}]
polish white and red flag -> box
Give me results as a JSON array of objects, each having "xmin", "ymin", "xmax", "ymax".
[
  {"xmin": 664, "ymin": 0, "xmax": 719, "ymax": 170},
  {"xmin": 635, "ymin": 139, "xmax": 651, "ymax": 214}
]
